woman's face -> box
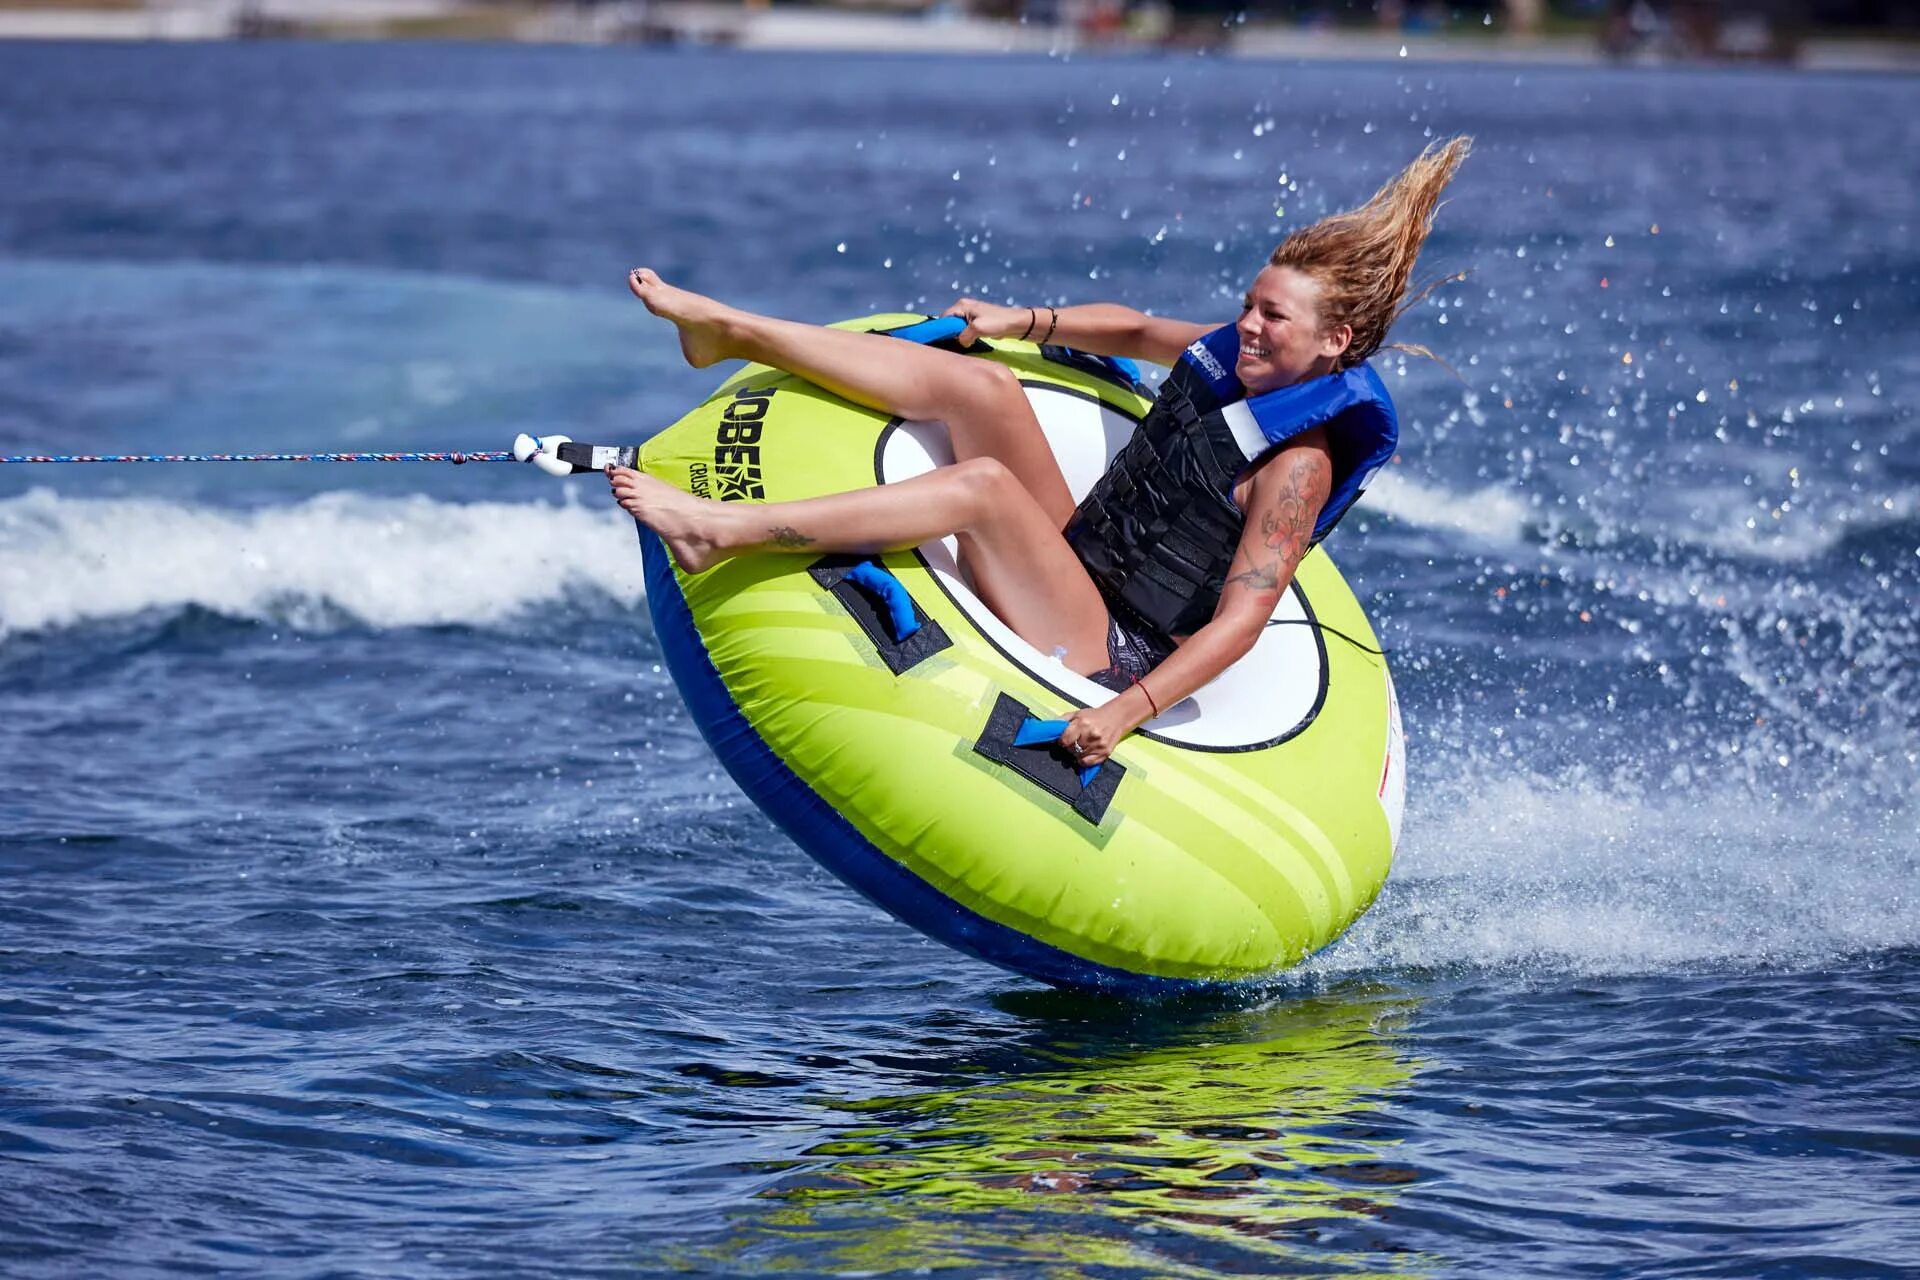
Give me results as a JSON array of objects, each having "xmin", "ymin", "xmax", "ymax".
[{"xmin": 1234, "ymin": 265, "xmax": 1350, "ymax": 394}]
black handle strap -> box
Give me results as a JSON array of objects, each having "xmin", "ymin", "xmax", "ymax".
[
  {"xmin": 972, "ymin": 693, "xmax": 1125, "ymax": 826},
  {"xmin": 810, "ymin": 556, "xmax": 951, "ymax": 675}
]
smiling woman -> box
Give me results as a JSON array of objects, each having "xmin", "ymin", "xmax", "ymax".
[
  {"xmin": 1233, "ymin": 265, "xmax": 1352, "ymax": 390},
  {"xmin": 605, "ymin": 135, "xmax": 1470, "ymax": 770}
]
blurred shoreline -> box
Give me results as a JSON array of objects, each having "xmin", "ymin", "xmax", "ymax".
[{"xmin": 1, "ymin": 0, "xmax": 1916, "ymax": 71}]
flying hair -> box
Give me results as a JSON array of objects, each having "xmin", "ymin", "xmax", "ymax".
[{"xmin": 1270, "ymin": 135, "xmax": 1472, "ymax": 371}]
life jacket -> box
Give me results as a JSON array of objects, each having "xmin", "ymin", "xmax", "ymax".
[{"xmin": 1064, "ymin": 324, "xmax": 1398, "ymax": 639}]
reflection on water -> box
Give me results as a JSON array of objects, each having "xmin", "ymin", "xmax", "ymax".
[{"xmin": 677, "ymin": 985, "xmax": 1429, "ymax": 1277}]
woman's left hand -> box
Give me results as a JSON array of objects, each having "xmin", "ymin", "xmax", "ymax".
[
  {"xmin": 1059, "ymin": 698, "xmax": 1145, "ymax": 768},
  {"xmin": 941, "ymin": 297, "xmax": 1033, "ymax": 348}
]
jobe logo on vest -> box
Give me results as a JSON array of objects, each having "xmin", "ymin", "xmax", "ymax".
[{"xmin": 713, "ymin": 386, "xmax": 773, "ymax": 501}]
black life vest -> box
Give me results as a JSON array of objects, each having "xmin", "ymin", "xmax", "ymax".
[{"xmin": 1064, "ymin": 325, "xmax": 1399, "ymax": 639}]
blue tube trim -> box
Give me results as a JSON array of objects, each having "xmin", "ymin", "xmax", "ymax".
[{"xmin": 639, "ymin": 528, "xmax": 1240, "ymax": 996}]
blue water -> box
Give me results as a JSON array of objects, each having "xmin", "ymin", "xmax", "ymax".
[{"xmin": 2, "ymin": 39, "xmax": 1917, "ymax": 1278}]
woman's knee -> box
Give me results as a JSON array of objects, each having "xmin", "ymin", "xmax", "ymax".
[
  {"xmin": 949, "ymin": 456, "xmax": 1022, "ymax": 518},
  {"xmin": 936, "ymin": 354, "xmax": 1023, "ymax": 414},
  {"xmin": 974, "ymin": 357, "xmax": 1026, "ymax": 403}
]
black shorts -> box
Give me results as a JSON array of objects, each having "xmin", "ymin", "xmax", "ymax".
[{"xmin": 1087, "ymin": 610, "xmax": 1176, "ymax": 695}]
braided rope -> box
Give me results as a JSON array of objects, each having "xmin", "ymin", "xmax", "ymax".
[{"xmin": 0, "ymin": 451, "xmax": 515, "ymax": 465}]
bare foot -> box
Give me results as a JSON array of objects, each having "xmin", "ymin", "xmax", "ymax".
[
  {"xmin": 607, "ymin": 466, "xmax": 726, "ymax": 573},
  {"xmin": 626, "ymin": 268, "xmax": 740, "ymax": 369}
]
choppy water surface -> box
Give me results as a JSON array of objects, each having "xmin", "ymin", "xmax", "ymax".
[{"xmin": 1, "ymin": 41, "xmax": 1916, "ymax": 1278}]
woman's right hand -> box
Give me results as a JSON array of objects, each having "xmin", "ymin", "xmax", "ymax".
[{"xmin": 941, "ymin": 298, "xmax": 1035, "ymax": 348}]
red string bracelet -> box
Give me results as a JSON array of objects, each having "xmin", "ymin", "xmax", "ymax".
[{"xmin": 1133, "ymin": 675, "xmax": 1160, "ymax": 718}]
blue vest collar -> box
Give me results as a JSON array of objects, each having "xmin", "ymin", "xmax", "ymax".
[{"xmin": 1180, "ymin": 326, "xmax": 1400, "ymax": 544}]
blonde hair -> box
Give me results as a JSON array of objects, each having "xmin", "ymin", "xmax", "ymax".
[{"xmin": 1270, "ymin": 136, "xmax": 1471, "ymax": 370}]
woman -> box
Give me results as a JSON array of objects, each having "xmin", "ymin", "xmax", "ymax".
[{"xmin": 609, "ymin": 137, "xmax": 1468, "ymax": 767}]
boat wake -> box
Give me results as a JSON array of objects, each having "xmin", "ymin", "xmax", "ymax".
[{"xmin": 0, "ymin": 488, "xmax": 647, "ymax": 639}]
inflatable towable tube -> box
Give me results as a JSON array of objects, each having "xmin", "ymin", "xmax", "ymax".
[{"xmin": 631, "ymin": 315, "xmax": 1406, "ymax": 994}]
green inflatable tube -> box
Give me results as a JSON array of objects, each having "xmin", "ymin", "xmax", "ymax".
[{"xmin": 636, "ymin": 315, "xmax": 1406, "ymax": 992}]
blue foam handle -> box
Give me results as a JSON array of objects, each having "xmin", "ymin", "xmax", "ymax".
[
  {"xmin": 843, "ymin": 561, "xmax": 921, "ymax": 642},
  {"xmin": 1013, "ymin": 717, "xmax": 1068, "ymax": 747},
  {"xmin": 884, "ymin": 316, "xmax": 969, "ymax": 346},
  {"xmin": 1013, "ymin": 716, "xmax": 1100, "ymax": 789}
]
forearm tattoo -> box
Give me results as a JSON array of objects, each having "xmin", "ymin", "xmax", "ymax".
[
  {"xmin": 1224, "ymin": 450, "xmax": 1330, "ymax": 593},
  {"xmin": 768, "ymin": 525, "xmax": 815, "ymax": 549}
]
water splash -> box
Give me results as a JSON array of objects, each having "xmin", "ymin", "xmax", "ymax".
[{"xmin": 1310, "ymin": 756, "xmax": 1916, "ymax": 979}]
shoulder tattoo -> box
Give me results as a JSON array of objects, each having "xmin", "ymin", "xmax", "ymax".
[{"xmin": 1224, "ymin": 446, "xmax": 1332, "ymax": 594}]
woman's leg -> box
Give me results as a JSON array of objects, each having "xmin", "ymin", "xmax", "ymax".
[
  {"xmin": 610, "ymin": 460, "xmax": 1113, "ymax": 675},
  {"xmin": 628, "ymin": 268, "xmax": 1077, "ymax": 529}
]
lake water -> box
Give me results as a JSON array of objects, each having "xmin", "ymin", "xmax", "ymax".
[{"xmin": 1, "ymin": 39, "xmax": 1915, "ymax": 1278}]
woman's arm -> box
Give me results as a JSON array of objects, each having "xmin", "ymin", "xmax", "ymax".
[
  {"xmin": 943, "ymin": 298, "xmax": 1215, "ymax": 367},
  {"xmin": 1063, "ymin": 428, "xmax": 1334, "ymax": 764}
]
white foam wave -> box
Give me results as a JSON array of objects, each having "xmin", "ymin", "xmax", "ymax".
[
  {"xmin": 1309, "ymin": 766, "xmax": 1917, "ymax": 978},
  {"xmin": 0, "ymin": 489, "xmax": 648, "ymax": 638},
  {"xmin": 1357, "ymin": 469, "xmax": 1533, "ymax": 545},
  {"xmin": 1687, "ymin": 484, "xmax": 1920, "ymax": 563},
  {"xmin": 1356, "ymin": 467, "xmax": 1920, "ymax": 565}
]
